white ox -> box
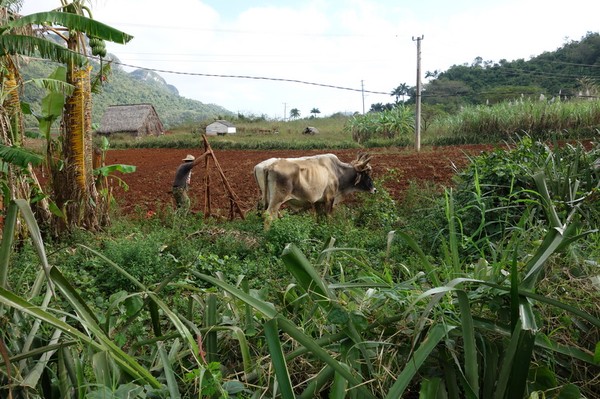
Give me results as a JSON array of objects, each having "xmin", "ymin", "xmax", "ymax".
[
  {"xmin": 253, "ymin": 153, "xmax": 376, "ymax": 229},
  {"xmin": 253, "ymin": 154, "xmax": 337, "ymax": 212}
]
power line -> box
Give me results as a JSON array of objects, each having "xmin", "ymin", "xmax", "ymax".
[
  {"xmin": 86, "ymin": 55, "xmax": 599, "ymax": 103},
  {"xmin": 100, "ymin": 57, "xmax": 392, "ymax": 95},
  {"xmin": 99, "ymin": 22, "xmax": 381, "ymax": 38},
  {"xmin": 497, "ymin": 68, "xmax": 600, "ymax": 80},
  {"xmin": 535, "ymin": 59, "xmax": 600, "ymax": 68}
]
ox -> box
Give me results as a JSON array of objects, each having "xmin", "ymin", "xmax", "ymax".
[
  {"xmin": 253, "ymin": 154, "xmax": 338, "ymax": 213},
  {"xmin": 254, "ymin": 153, "xmax": 376, "ymax": 229}
]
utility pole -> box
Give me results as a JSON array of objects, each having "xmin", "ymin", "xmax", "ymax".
[
  {"xmin": 412, "ymin": 35, "xmax": 424, "ymax": 151},
  {"xmin": 283, "ymin": 102, "xmax": 287, "ymax": 121},
  {"xmin": 361, "ymin": 80, "xmax": 365, "ymax": 114}
]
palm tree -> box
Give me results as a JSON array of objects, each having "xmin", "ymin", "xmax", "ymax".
[
  {"xmin": 369, "ymin": 103, "xmax": 385, "ymax": 112},
  {"xmin": 2, "ymin": 2, "xmax": 132, "ymax": 233},
  {"xmin": 391, "ymin": 83, "xmax": 410, "ymax": 104},
  {"xmin": 310, "ymin": 108, "xmax": 320, "ymax": 118},
  {"xmin": 289, "ymin": 108, "xmax": 300, "ymax": 119},
  {"xmin": 1, "ymin": 6, "xmax": 29, "ymax": 204}
]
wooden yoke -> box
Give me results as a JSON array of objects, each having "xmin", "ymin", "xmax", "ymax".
[{"xmin": 201, "ymin": 135, "xmax": 245, "ymax": 220}]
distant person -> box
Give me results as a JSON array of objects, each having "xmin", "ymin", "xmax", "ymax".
[{"xmin": 172, "ymin": 153, "xmax": 208, "ymax": 210}]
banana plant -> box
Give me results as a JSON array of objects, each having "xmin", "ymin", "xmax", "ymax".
[{"xmin": 1, "ymin": 4, "xmax": 133, "ymax": 233}]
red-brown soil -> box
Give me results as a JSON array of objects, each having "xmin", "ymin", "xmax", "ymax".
[{"xmin": 105, "ymin": 144, "xmax": 499, "ymax": 217}]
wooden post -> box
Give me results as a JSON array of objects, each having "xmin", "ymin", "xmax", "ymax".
[
  {"xmin": 412, "ymin": 35, "xmax": 424, "ymax": 152},
  {"xmin": 203, "ymin": 148, "xmax": 211, "ymax": 218},
  {"xmin": 201, "ymin": 135, "xmax": 245, "ymax": 220}
]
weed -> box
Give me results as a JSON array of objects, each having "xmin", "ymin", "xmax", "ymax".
[
  {"xmin": 265, "ymin": 214, "xmax": 316, "ymax": 254},
  {"xmin": 2, "ymin": 137, "xmax": 599, "ymax": 398}
]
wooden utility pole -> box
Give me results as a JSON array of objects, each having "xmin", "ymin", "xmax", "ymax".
[
  {"xmin": 413, "ymin": 35, "xmax": 424, "ymax": 151},
  {"xmin": 361, "ymin": 80, "xmax": 365, "ymax": 114}
]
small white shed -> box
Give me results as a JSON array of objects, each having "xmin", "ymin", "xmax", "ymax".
[{"xmin": 206, "ymin": 120, "xmax": 236, "ymax": 135}]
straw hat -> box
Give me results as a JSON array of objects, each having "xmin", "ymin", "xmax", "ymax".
[{"xmin": 182, "ymin": 154, "xmax": 195, "ymax": 162}]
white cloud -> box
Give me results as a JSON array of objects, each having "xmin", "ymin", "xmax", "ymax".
[{"xmin": 18, "ymin": 0, "xmax": 600, "ymax": 118}]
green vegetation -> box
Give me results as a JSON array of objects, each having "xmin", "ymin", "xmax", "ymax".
[
  {"xmin": 420, "ymin": 32, "xmax": 600, "ymax": 109},
  {"xmin": 20, "ymin": 60, "xmax": 232, "ymax": 130},
  {"xmin": 94, "ymin": 98, "xmax": 600, "ymax": 151},
  {"xmin": 346, "ymin": 105, "xmax": 414, "ymax": 144},
  {"xmin": 2, "ymin": 7, "xmax": 600, "ymax": 397},
  {"xmin": 427, "ymin": 98, "xmax": 600, "ymax": 144},
  {"xmin": 2, "ymin": 137, "xmax": 599, "ymax": 398}
]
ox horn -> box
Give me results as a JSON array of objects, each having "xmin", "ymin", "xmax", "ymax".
[{"xmin": 352, "ymin": 152, "xmax": 372, "ymax": 171}]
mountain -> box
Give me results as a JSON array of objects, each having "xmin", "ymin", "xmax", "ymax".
[
  {"xmin": 128, "ymin": 69, "xmax": 179, "ymax": 96},
  {"xmin": 418, "ymin": 32, "xmax": 600, "ymax": 109},
  {"xmin": 20, "ymin": 56, "xmax": 234, "ymax": 129}
]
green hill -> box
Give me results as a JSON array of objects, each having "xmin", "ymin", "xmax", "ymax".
[
  {"xmin": 417, "ymin": 32, "xmax": 600, "ymax": 111},
  {"xmin": 20, "ymin": 56, "xmax": 234, "ymax": 130}
]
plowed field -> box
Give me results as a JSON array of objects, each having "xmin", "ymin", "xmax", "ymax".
[{"xmin": 105, "ymin": 145, "xmax": 498, "ymax": 217}]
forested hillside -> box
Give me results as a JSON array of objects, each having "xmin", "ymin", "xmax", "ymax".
[
  {"xmin": 419, "ymin": 32, "xmax": 600, "ymax": 111},
  {"xmin": 20, "ymin": 57, "xmax": 233, "ymax": 129}
]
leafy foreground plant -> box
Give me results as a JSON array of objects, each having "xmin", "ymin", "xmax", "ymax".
[
  {"xmin": 1, "ymin": 161, "xmax": 599, "ymax": 397},
  {"xmin": 194, "ymin": 166, "xmax": 599, "ymax": 397},
  {"xmin": 199, "ymin": 224, "xmax": 599, "ymax": 398},
  {"xmin": 394, "ymin": 167, "xmax": 599, "ymax": 398},
  {"xmin": 0, "ymin": 200, "xmax": 244, "ymax": 398}
]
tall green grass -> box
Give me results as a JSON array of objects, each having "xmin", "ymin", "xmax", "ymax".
[
  {"xmin": 2, "ymin": 138, "xmax": 599, "ymax": 397},
  {"xmin": 427, "ymin": 98, "xmax": 600, "ymax": 144},
  {"xmin": 86, "ymin": 99, "xmax": 600, "ymax": 150}
]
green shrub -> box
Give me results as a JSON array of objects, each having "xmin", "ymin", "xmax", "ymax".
[
  {"xmin": 455, "ymin": 136, "xmax": 599, "ymax": 234},
  {"xmin": 93, "ymin": 231, "xmax": 177, "ymax": 293},
  {"xmin": 346, "ymin": 105, "xmax": 414, "ymax": 144},
  {"xmin": 265, "ymin": 214, "xmax": 316, "ymax": 254},
  {"xmin": 427, "ymin": 136, "xmax": 600, "ymax": 268},
  {"xmin": 391, "ymin": 180, "xmax": 448, "ymax": 258},
  {"xmin": 353, "ymin": 186, "xmax": 399, "ymax": 230}
]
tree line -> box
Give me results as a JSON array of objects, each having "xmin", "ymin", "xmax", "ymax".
[{"xmin": 371, "ymin": 32, "xmax": 600, "ymax": 114}]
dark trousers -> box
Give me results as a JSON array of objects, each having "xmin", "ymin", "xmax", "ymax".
[{"xmin": 173, "ymin": 186, "xmax": 190, "ymax": 210}]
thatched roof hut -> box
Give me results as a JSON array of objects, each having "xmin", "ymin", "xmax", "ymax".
[{"xmin": 96, "ymin": 104, "xmax": 164, "ymax": 136}]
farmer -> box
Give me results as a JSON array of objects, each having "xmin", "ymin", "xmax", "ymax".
[{"xmin": 172, "ymin": 152, "xmax": 209, "ymax": 210}]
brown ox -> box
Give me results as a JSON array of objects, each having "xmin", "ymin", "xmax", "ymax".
[{"xmin": 255, "ymin": 153, "xmax": 376, "ymax": 229}]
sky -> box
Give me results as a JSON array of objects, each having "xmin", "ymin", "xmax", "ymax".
[{"xmin": 19, "ymin": 0, "xmax": 600, "ymax": 119}]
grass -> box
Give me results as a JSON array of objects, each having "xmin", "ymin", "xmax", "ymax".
[
  {"xmin": 3, "ymin": 165, "xmax": 599, "ymax": 396},
  {"xmin": 5, "ymin": 100, "xmax": 600, "ymax": 397},
  {"xmin": 25, "ymin": 98, "xmax": 600, "ymax": 153},
  {"xmin": 427, "ymin": 98, "xmax": 600, "ymax": 143},
  {"xmin": 98, "ymin": 115, "xmax": 360, "ymax": 150}
]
